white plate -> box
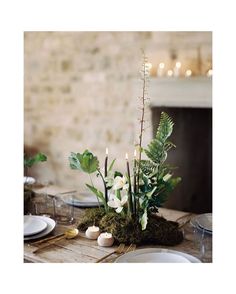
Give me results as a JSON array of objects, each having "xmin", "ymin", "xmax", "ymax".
[
  {"xmin": 115, "ymin": 248, "xmax": 201, "ymax": 263},
  {"xmin": 24, "ymin": 215, "xmax": 47, "ymax": 236},
  {"xmin": 24, "ymin": 215, "xmax": 56, "ymax": 241},
  {"xmin": 64, "ymin": 192, "xmax": 102, "ymax": 208}
]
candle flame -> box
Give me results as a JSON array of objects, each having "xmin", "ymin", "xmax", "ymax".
[
  {"xmin": 159, "ymin": 62, "xmax": 165, "ymax": 69},
  {"xmin": 167, "ymin": 69, "xmax": 173, "ymax": 77},
  {"xmin": 185, "ymin": 69, "xmax": 192, "ymax": 77},
  {"xmin": 125, "ymin": 153, "xmax": 128, "ymax": 160},
  {"xmin": 106, "ymin": 147, "xmax": 108, "ymax": 155},
  {"xmin": 175, "ymin": 61, "xmax": 181, "ymax": 69}
]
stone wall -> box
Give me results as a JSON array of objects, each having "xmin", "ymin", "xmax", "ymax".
[{"xmin": 24, "ymin": 31, "xmax": 212, "ymax": 191}]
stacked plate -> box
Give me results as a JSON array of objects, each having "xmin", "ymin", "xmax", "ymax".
[
  {"xmin": 24, "ymin": 215, "xmax": 56, "ymax": 241},
  {"xmin": 190, "ymin": 213, "xmax": 212, "ymax": 235},
  {"xmin": 115, "ymin": 248, "xmax": 201, "ymax": 263}
]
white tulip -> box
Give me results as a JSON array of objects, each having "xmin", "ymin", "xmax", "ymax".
[
  {"xmin": 107, "ymin": 194, "xmax": 128, "ymax": 213},
  {"xmin": 112, "ymin": 176, "xmax": 129, "ymax": 190}
]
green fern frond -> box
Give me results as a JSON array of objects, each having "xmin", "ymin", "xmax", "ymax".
[
  {"xmin": 144, "ymin": 112, "xmax": 174, "ymax": 164},
  {"xmin": 139, "ymin": 160, "xmax": 159, "ymax": 176}
]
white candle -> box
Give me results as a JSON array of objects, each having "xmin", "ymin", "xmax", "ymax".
[
  {"xmin": 167, "ymin": 69, "xmax": 173, "ymax": 77},
  {"xmin": 174, "ymin": 61, "xmax": 181, "ymax": 77},
  {"xmin": 134, "ymin": 149, "xmax": 137, "ymax": 159},
  {"xmin": 85, "ymin": 225, "xmax": 100, "ymax": 240},
  {"xmin": 157, "ymin": 62, "xmax": 165, "ymax": 77},
  {"xmin": 185, "ymin": 69, "xmax": 192, "ymax": 77},
  {"xmin": 97, "ymin": 232, "xmax": 114, "ymax": 247},
  {"xmin": 207, "ymin": 69, "xmax": 213, "ymax": 77}
]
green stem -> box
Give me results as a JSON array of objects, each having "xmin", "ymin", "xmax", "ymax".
[
  {"xmin": 97, "ymin": 169, "xmax": 108, "ymax": 211},
  {"xmin": 89, "ymin": 174, "xmax": 101, "ymax": 209}
]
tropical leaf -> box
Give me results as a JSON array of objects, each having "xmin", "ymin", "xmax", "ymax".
[
  {"xmin": 144, "ymin": 112, "xmax": 174, "ymax": 165},
  {"xmin": 69, "ymin": 150, "xmax": 99, "ymax": 174},
  {"xmin": 139, "ymin": 160, "xmax": 159, "ymax": 176}
]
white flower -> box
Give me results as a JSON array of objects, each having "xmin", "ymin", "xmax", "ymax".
[
  {"xmin": 112, "ymin": 176, "xmax": 129, "ymax": 190},
  {"xmin": 105, "ymin": 171, "xmax": 115, "ymax": 188},
  {"xmin": 107, "ymin": 194, "xmax": 128, "ymax": 213},
  {"xmin": 163, "ymin": 173, "xmax": 172, "ymax": 182}
]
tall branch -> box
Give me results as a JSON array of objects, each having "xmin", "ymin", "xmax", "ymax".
[{"xmin": 137, "ymin": 52, "xmax": 149, "ymax": 192}]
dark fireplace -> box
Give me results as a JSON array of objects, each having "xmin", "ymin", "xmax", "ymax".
[{"xmin": 151, "ymin": 107, "xmax": 212, "ymax": 214}]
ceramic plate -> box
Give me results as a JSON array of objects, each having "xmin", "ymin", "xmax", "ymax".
[
  {"xmin": 64, "ymin": 192, "xmax": 103, "ymax": 208},
  {"xmin": 24, "ymin": 215, "xmax": 56, "ymax": 241},
  {"xmin": 24, "ymin": 176, "xmax": 36, "ymax": 185},
  {"xmin": 24, "ymin": 215, "xmax": 47, "ymax": 236},
  {"xmin": 115, "ymin": 248, "xmax": 201, "ymax": 263}
]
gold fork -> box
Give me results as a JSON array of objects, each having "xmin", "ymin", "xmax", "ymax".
[{"xmin": 96, "ymin": 243, "xmax": 126, "ymax": 263}]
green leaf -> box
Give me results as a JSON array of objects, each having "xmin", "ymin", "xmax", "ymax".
[
  {"xmin": 69, "ymin": 152, "xmax": 82, "ymax": 170},
  {"xmin": 144, "ymin": 112, "xmax": 174, "ymax": 165},
  {"xmin": 146, "ymin": 186, "xmax": 157, "ymax": 198},
  {"xmin": 24, "ymin": 152, "xmax": 47, "ymax": 168},
  {"xmin": 69, "ymin": 150, "xmax": 99, "ymax": 174},
  {"xmin": 108, "ymin": 159, "xmax": 116, "ymax": 172},
  {"xmin": 140, "ymin": 209, "xmax": 148, "ymax": 230},
  {"xmin": 85, "ymin": 184, "xmax": 105, "ymax": 206}
]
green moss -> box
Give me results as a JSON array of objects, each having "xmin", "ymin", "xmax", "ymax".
[
  {"xmin": 78, "ymin": 208, "xmax": 183, "ymax": 246},
  {"xmin": 77, "ymin": 208, "xmax": 106, "ymax": 231}
]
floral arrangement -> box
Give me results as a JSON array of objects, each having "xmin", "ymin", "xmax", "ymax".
[{"xmin": 69, "ymin": 54, "xmax": 182, "ymax": 245}]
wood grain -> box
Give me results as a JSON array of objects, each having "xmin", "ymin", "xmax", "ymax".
[{"xmin": 24, "ymin": 206, "xmax": 212, "ymax": 263}]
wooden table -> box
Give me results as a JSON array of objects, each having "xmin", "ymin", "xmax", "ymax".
[{"xmin": 24, "ymin": 205, "xmax": 212, "ymax": 263}]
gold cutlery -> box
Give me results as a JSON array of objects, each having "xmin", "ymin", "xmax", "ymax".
[
  {"xmin": 33, "ymin": 228, "xmax": 79, "ymax": 254},
  {"xmin": 96, "ymin": 243, "xmax": 125, "ymax": 263},
  {"xmin": 30, "ymin": 233, "xmax": 64, "ymax": 246},
  {"xmin": 96, "ymin": 243, "xmax": 136, "ymax": 263}
]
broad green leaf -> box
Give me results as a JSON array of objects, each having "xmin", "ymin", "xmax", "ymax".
[
  {"xmin": 69, "ymin": 152, "xmax": 82, "ymax": 170},
  {"xmin": 69, "ymin": 150, "xmax": 99, "ymax": 174}
]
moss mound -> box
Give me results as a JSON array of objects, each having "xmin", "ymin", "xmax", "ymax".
[{"xmin": 78, "ymin": 208, "xmax": 183, "ymax": 246}]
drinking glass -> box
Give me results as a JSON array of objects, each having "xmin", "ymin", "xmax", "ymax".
[
  {"xmin": 193, "ymin": 226, "xmax": 212, "ymax": 262},
  {"xmin": 53, "ymin": 191, "xmax": 76, "ymax": 224}
]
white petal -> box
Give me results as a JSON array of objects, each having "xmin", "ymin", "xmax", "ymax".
[
  {"xmin": 123, "ymin": 183, "xmax": 129, "ymax": 190},
  {"xmin": 107, "ymin": 200, "xmax": 118, "ymax": 208},
  {"xmin": 163, "ymin": 173, "xmax": 172, "ymax": 182},
  {"xmin": 121, "ymin": 195, "xmax": 128, "ymax": 206},
  {"xmin": 116, "ymin": 206, "xmax": 123, "ymax": 213}
]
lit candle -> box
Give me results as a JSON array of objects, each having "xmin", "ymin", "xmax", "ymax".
[
  {"xmin": 97, "ymin": 232, "xmax": 114, "ymax": 247},
  {"xmin": 104, "ymin": 147, "xmax": 108, "ymax": 203},
  {"xmin": 126, "ymin": 153, "xmax": 133, "ymax": 214},
  {"xmin": 207, "ymin": 69, "xmax": 212, "ymax": 77},
  {"xmin": 167, "ymin": 69, "xmax": 173, "ymax": 77},
  {"xmin": 174, "ymin": 61, "xmax": 181, "ymax": 77},
  {"xmin": 85, "ymin": 225, "xmax": 100, "ymax": 240},
  {"xmin": 185, "ymin": 69, "xmax": 192, "ymax": 77},
  {"xmin": 157, "ymin": 62, "xmax": 165, "ymax": 77}
]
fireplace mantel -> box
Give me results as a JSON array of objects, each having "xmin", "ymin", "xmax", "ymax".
[{"xmin": 147, "ymin": 77, "xmax": 212, "ymax": 108}]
